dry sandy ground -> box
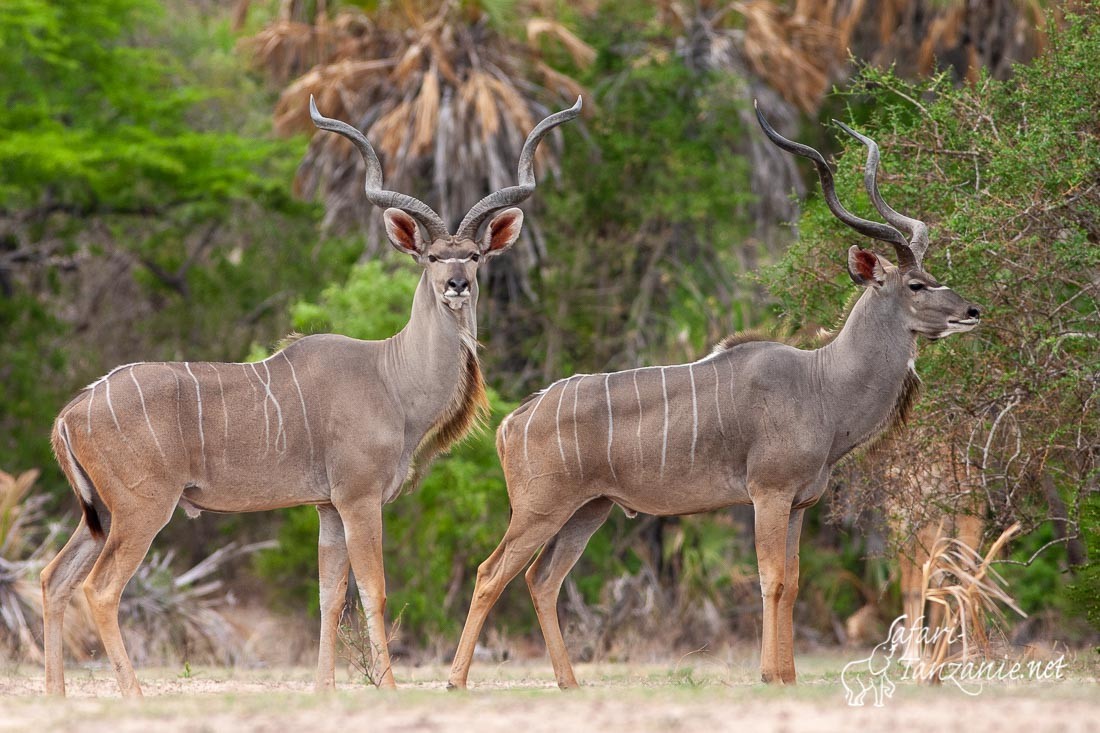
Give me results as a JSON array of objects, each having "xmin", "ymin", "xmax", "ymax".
[{"xmin": 2, "ymin": 655, "xmax": 1097, "ymax": 733}]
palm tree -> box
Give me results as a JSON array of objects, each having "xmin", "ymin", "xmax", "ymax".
[{"xmin": 247, "ymin": 0, "xmax": 592, "ymax": 275}]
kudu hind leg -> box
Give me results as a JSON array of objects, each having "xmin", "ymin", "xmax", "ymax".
[
  {"xmin": 448, "ymin": 508, "xmax": 572, "ymax": 690},
  {"xmin": 83, "ymin": 505, "xmax": 173, "ymax": 697},
  {"xmin": 315, "ymin": 504, "xmax": 350, "ymax": 692},
  {"xmin": 41, "ymin": 518, "xmax": 104, "ymax": 696},
  {"xmin": 524, "ymin": 498, "xmax": 613, "ymax": 690}
]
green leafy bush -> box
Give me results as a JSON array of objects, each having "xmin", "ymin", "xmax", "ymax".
[{"xmin": 764, "ymin": 10, "xmax": 1098, "ymax": 620}]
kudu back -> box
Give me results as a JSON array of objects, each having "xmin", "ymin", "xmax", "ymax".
[
  {"xmin": 447, "ymin": 103, "xmax": 982, "ymax": 689},
  {"xmin": 42, "ymin": 96, "xmax": 582, "ymax": 697}
]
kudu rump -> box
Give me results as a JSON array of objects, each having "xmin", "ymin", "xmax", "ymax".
[
  {"xmin": 42, "ymin": 96, "xmax": 581, "ymax": 697},
  {"xmin": 448, "ymin": 104, "xmax": 982, "ymax": 689}
]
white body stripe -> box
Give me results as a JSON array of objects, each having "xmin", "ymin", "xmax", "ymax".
[
  {"xmin": 632, "ymin": 371, "xmax": 643, "ymax": 467},
  {"xmin": 215, "ymin": 367, "xmax": 229, "ymax": 467},
  {"xmin": 572, "ymin": 377, "xmax": 583, "ymax": 478},
  {"xmin": 185, "ymin": 363, "xmax": 207, "ymax": 471},
  {"xmin": 169, "ymin": 366, "xmax": 186, "ymax": 446},
  {"xmin": 604, "ymin": 374, "xmax": 618, "ymax": 481},
  {"xmin": 251, "ymin": 363, "xmax": 271, "ymax": 452},
  {"xmin": 660, "ymin": 367, "xmax": 669, "ymax": 478},
  {"xmin": 711, "ymin": 361, "xmax": 724, "ymax": 436},
  {"xmin": 523, "ymin": 389, "xmax": 552, "ymax": 462},
  {"xmin": 130, "ymin": 366, "xmax": 166, "ymax": 460},
  {"xmin": 688, "ymin": 364, "xmax": 698, "ymax": 468},
  {"xmin": 262, "ymin": 361, "xmax": 286, "ymax": 454},
  {"xmin": 86, "ymin": 383, "xmax": 96, "ymax": 435},
  {"xmin": 555, "ymin": 379, "xmax": 570, "ymax": 471},
  {"xmin": 104, "ymin": 377, "xmax": 120, "ymax": 432},
  {"xmin": 284, "ymin": 352, "xmax": 315, "ymax": 463}
]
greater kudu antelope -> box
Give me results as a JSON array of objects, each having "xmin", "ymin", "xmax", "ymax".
[
  {"xmin": 41, "ymin": 96, "xmax": 582, "ymax": 697},
  {"xmin": 448, "ymin": 103, "xmax": 982, "ymax": 689}
]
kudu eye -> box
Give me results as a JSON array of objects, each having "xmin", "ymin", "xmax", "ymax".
[
  {"xmin": 908, "ymin": 282, "xmax": 925, "ymax": 292},
  {"xmin": 427, "ymin": 254, "xmax": 438, "ymax": 263},
  {"xmin": 470, "ymin": 253, "xmax": 480, "ymax": 262}
]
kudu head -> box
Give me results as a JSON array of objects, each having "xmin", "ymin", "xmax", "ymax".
[
  {"xmin": 309, "ymin": 96, "xmax": 582, "ymax": 313},
  {"xmin": 756, "ymin": 102, "xmax": 982, "ymax": 341}
]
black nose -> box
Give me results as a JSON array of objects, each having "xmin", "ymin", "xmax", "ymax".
[
  {"xmin": 967, "ymin": 306, "xmax": 981, "ymax": 319},
  {"xmin": 447, "ymin": 277, "xmax": 469, "ymax": 293}
]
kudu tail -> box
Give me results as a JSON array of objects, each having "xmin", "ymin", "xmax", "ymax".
[{"xmin": 51, "ymin": 418, "xmax": 104, "ymax": 539}]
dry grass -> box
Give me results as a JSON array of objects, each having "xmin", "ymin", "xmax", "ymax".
[{"xmin": 916, "ymin": 523, "xmax": 1026, "ymax": 675}]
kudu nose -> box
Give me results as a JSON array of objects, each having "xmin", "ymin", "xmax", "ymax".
[
  {"xmin": 447, "ymin": 277, "xmax": 469, "ymax": 293},
  {"xmin": 967, "ymin": 306, "xmax": 981, "ymax": 319}
]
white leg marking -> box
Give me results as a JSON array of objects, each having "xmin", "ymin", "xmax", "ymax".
[
  {"xmin": 572, "ymin": 376, "xmax": 583, "ymax": 479},
  {"xmin": 660, "ymin": 367, "xmax": 669, "ymax": 479},
  {"xmin": 604, "ymin": 374, "xmax": 618, "ymax": 482},
  {"xmin": 214, "ymin": 366, "xmax": 229, "ymax": 468},
  {"xmin": 264, "ymin": 361, "xmax": 286, "ymax": 454},
  {"xmin": 130, "ymin": 366, "xmax": 166, "ymax": 461},
  {"xmin": 555, "ymin": 379, "xmax": 570, "ymax": 473},
  {"xmin": 284, "ymin": 352, "xmax": 314, "ymax": 464},
  {"xmin": 86, "ymin": 383, "xmax": 96, "ymax": 435},
  {"xmin": 523, "ymin": 389, "xmax": 551, "ymax": 463},
  {"xmin": 251, "ymin": 363, "xmax": 271, "ymax": 453},
  {"xmin": 711, "ymin": 361, "xmax": 724, "ymax": 437},
  {"xmin": 633, "ymin": 370, "xmax": 643, "ymax": 468},
  {"xmin": 688, "ymin": 364, "xmax": 698, "ymax": 469},
  {"xmin": 185, "ymin": 362, "xmax": 207, "ymax": 473}
]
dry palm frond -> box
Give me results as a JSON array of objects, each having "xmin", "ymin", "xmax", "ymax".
[
  {"xmin": 251, "ymin": 1, "xmax": 590, "ymax": 265},
  {"xmin": 732, "ymin": 0, "xmax": 860, "ymax": 114},
  {"xmin": 118, "ymin": 540, "xmax": 275, "ymax": 666},
  {"xmin": 863, "ymin": 0, "xmax": 1048, "ymax": 84},
  {"xmin": 908, "ymin": 523, "xmax": 1025, "ymax": 681},
  {"xmin": 526, "ymin": 18, "xmax": 597, "ymax": 67}
]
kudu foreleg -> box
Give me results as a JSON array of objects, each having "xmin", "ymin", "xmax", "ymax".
[
  {"xmin": 41, "ymin": 518, "xmax": 104, "ymax": 696},
  {"xmin": 525, "ymin": 498, "xmax": 613, "ymax": 690},
  {"xmin": 777, "ymin": 508, "xmax": 804, "ymax": 684},
  {"xmin": 337, "ymin": 499, "xmax": 395, "ymax": 689},
  {"xmin": 753, "ymin": 495, "xmax": 792, "ymax": 685},
  {"xmin": 315, "ymin": 504, "xmax": 350, "ymax": 691}
]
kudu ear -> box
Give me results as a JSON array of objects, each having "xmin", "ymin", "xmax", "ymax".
[
  {"xmin": 481, "ymin": 207, "xmax": 523, "ymax": 257},
  {"xmin": 383, "ymin": 208, "xmax": 425, "ymax": 258},
  {"xmin": 847, "ymin": 246, "xmax": 889, "ymax": 288}
]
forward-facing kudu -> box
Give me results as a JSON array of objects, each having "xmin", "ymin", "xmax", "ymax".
[
  {"xmin": 41, "ymin": 96, "xmax": 581, "ymax": 697},
  {"xmin": 447, "ymin": 102, "xmax": 982, "ymax": 689}
]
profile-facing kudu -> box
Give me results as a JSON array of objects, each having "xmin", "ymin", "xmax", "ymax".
[
  {"xmin": 41, "ymin": 95, "xmax": 581, "ymax": 697},
  {"xmin": 448, "ymin": 102, "xmax": 982, "ymax": 689}
]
